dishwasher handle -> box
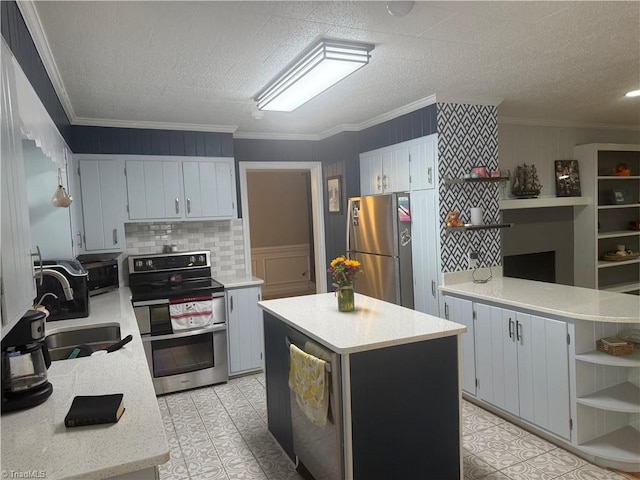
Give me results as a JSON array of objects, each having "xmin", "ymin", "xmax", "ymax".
[{"xmin": 286, "ymin": 337, "xmax": 331, "ymax": 373}]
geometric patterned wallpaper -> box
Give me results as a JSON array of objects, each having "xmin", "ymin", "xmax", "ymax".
[{"xmin": 436, "ymin": 103, "xmax": 502, "ymax": 272}]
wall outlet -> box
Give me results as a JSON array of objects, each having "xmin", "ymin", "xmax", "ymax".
[{"xmin": 468, "ymin": 251, "xmax": 479, "ymax": 268}]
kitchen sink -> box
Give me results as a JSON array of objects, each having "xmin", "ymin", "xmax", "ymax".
[{"xmin": 46, "ymin": 324, "xmax": 121, "ymax": 361}]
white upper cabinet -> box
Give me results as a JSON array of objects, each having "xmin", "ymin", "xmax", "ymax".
[
  {"xmin": 360, "ymin": 134, "xmax": 438, "ymax": 196},
  {"xmin": 125, "ymin": 157, "xmax": 236, "ymax": 221},
  {"xmin": 78, "ymin": 159, "xmax": 127, "ymax": 252},
  {"xmin": 1, "ymin": 41, "xmax": 36, "ymax": 329},
  {"xmin": 183, "ymin": 159, "xmax": 236, "ymax": 219},
  {"xmin": 127, "ymin": 160, "xmax": 181, "ymax": 220},
  {"xmin": 409, "ymin": 134, "xmax": 437, "ymax": 191},
  {"xmin": 359, "ymin": 151, "xmax": 384, "ymax": 195},
  {"xmin": 384, "ymin": 146, "xmax": 410, "ymax": 193}
]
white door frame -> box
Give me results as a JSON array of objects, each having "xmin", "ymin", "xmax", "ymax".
[{"xmin": 239, "ymin": 161, "xmax": 328, "ymax": 294}]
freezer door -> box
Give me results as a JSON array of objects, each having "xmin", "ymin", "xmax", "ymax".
[
  {"xmin": 353, "ymin": 252, "xmax": 401, "ymax": 305},
  {"xmin": 347, "ymin": 195, "xmax": 396, "ymax": 256}
]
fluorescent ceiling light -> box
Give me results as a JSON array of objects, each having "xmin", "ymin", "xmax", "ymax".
[
  {"xmin": 625, "ymin": 89, "xmax": 640, "ymax": 97},
  {"xmin": 255, "ymin": 39, "xmax": 374, "ymax": 112}
]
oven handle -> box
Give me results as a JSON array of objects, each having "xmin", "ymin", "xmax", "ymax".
[
  {"xmin": 142, "ymin": 324, "xmax": 226, "ymax": 342},
  {"xmin": 132, "ymin": 292, "xmax": 225, "ymax": 308}
]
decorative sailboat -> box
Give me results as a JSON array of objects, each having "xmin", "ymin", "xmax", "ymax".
[{"xmin": 511, "ymin": 163, "xmax": 542, "ymax": 198}]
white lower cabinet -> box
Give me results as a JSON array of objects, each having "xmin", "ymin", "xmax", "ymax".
[
  {"xmin": 443, "ymin": 296, "xmax": 476, "ymax": 395},
  {"xmin": 226, "ymin": 286, "xmax": 263, "ymax": 376},
  {"xmin": 467, "ymin": 301, "xmax": 571, "ymax": 440}
]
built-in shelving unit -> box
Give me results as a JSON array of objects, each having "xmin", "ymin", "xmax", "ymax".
[
  {"xmin": 445, "ymin": 223, "xmax": 513, "ymax": 232},
  {"xmin": 499, "ymin": 196, "xmax": 590, "ymax": 210},
  {"xmin": 575, "ymin": 348, "xmax": 640, "ymax": 367},
  {"xmin": 574, "ymin": 144, "xmax": 640, "ymax": 296},
  {"xmin": 576, "ymin": 382, "xmax": 639, "ymax": 413},
  {"xmin": 573, "ymin": 320, "xmax": 640, "ymax": 471}
]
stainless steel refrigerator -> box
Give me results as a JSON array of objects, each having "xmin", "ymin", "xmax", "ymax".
[{"xmin": 346, "ymin": 193, "xmax": 414, "ymax": 308}]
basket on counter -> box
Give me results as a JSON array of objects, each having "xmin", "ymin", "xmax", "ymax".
[{"xmin": 596, "ymin": 337, "xmax": 634, "ymax": 356}]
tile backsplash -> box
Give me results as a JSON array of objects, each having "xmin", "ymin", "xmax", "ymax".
[{"xmin": 120, "ymin": 220, "xmax": 246, "ymax": 283}]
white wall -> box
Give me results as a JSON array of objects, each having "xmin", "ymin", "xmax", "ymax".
[
  {"xmin": 24, "ymin": 139, "xmax": 73, "ymax": 259},
  {"xmin": 498, "ymin": 122, "xmax": 639, "ymax": 197},
  {"xmin": 498, "ymin": 121, "xmax": 639, "ymax": 286}
]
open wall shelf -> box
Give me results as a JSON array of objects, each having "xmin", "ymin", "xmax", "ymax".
[{"xmin": 445, "ymin": 223, "xmax": 513, "ymax": 232}]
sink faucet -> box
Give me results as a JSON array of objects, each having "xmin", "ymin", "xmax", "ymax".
[{"xmin": 39, "ymin": 269, "xmax": 74, "ymax": 301}]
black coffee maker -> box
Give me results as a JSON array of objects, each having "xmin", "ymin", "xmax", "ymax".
[{"xmin": 1, "ymin": 310, "xmax": 53, "ymax": 413}]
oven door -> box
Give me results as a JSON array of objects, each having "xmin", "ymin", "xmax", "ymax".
[{"xmin": 142, "ymin": 324, "xmax": 228, "ymax": 395}]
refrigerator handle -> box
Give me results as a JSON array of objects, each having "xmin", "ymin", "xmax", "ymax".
[{"xmin": 346, "ymin": 198, "xmax": 352, "ymax": 255}]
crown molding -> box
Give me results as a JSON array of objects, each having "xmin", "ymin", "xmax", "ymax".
[
  {"xmin": 355, "ymin": 94, "xmax": 437, "ymax": 132},
  {"xmin": 434, "ymin": 94, "xmax": 503, "ymax": 107},
  {"xmin": 73, "ymin": 117, "xmax": 238, "ymax": 134},
  {"xmin": 498, "ymin": 115, "xmax": 640, "ymax": 131},
  {"xmin": 17, "ymin": 0, "xmax": 76, "ymax": 122}
]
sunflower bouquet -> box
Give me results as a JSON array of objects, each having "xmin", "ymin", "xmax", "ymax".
[{"xmin": 327, "ymin": 256, "xmax": 362, "ymax": 288}]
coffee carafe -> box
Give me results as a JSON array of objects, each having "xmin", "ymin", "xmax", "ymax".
[{"xmin": 1, "ymin": 310, "xmax": 53, "ymax": 413}]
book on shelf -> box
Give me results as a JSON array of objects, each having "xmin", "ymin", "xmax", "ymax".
[{"xmin": 64, "ymin": 393, "xmax": 125, "ymax": 427}]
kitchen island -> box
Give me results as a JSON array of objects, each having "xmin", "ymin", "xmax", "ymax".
[
  {"xmin": 1, "ymin": 288, "xmax": 169, "ymax": 479},
  {"xmin": 258, "ymin": 292, "xmax": 466, "ymax": 480},
  {"xmin": 440, "ymin": 277, "xmax": 640, "ymax": 472}
]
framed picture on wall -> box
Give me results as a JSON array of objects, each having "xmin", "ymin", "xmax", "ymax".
[
  {"xmin": 554, "ymin": 160, "xmax": 582, "ymax": 197},
  {"xmin": 327, "ymin": 176, "xmax": 342, "ymax": 214}
]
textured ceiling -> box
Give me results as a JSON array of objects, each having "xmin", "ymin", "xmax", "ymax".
[{"xmin": 28, "ymin": 1, "xmax": 640, "ymax": 138}]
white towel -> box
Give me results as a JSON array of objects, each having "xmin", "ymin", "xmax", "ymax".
[{"xmin": 169, "ymin": 296, "xmax": 214, "ymax": 331}]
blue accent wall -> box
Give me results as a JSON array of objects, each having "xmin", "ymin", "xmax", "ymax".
[
  {"xmin": 357, "ymin": 104, "xmax": 437, "ymax": 152},
  {"xmin": 71, "ymin": 126, "xmax": 233, "ymax": 157}
]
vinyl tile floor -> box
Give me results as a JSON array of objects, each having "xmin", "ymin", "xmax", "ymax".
[{"xmin": 157, "ymin": 373, "xmax": 629, "ymax": 480}]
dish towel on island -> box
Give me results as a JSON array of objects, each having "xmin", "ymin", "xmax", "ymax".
[
  {"xmin": 288, "ymin": 343, "xmax": 329, "ymax": 427},
  {"xmin": 169, "ymin": 296, "xmax": 214, "ymax": 331}
]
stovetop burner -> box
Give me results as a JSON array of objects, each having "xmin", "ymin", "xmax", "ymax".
[{"xmin": 128, "ymin": 251, "xmax": 223, "ymax": 302}]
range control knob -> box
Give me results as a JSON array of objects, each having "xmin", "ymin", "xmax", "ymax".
[
  {"xmin": 189, "ymin": 256, "xmax": 196, "ymax": 265},
  {"xmin": 198, "ymin": 255, "xmax": 205, "ymax": 263},
  {"xmin": 145, "ymin": 259, "xmax": 153, "ymax": 268},
  {"xmin": 135, "ymin": 260, "xmax": 143, "ymax": 269}
]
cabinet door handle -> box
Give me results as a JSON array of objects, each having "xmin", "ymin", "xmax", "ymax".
[
  {"xmin": 428, "ymin": 167, "xmax": 433, "ymax": 185},
  {"xmin": 516, "ymin": 320, "xmax": 522, "ymax": 341},
  {"xmin": 382, "ymin": 175, "xmax": 388, "ymax": 189},
  {"xmin": 508, "ymin": 318, "xmax": 514, "ymax": 339},
  {"xmin": 230, "ymin": 296, "xmax": 233, "ymax": 312},
  {"xmin": 187, "ymin": 198, "xmax": 191, "ymax": 214},
  {"xmin": 175, "ymin": 198, "xmax": 180, "ymax": 214},
  {"xmin": 431, "ymin": 280, "xmax": 436, "ymax": 297},
  {"xmin": 113, "ymin": 228, "xmax": 118, "ymax": 245},
  {"xmin": 444, "ymin": 303, "xmax": 449, "ymax": 320},
  {"xmin": 376, "ymin": 175, "xmax": 381, "ymax": 191}
]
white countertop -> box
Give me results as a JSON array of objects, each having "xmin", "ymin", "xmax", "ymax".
[
  {"xmin": 440, "ymin": 277, "xmax": 640, "ymax": 323},
  {"xmin": 258, "ymin": 293, "xmax": 466, "ymax": 354},
  {"xmin": 1, "ymin": 289, "xmax": 169, "ymax": 479},
  {"xmin": 214, "ymin": 273, "xmax": 264, "ymax": 289}
]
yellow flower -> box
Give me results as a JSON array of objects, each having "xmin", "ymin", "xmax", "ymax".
[
  {"xmin": 330, "ymin": 256, "xmax": 345, "ymax": 267},
  {"xmin": 344, "ymin": 259, "xmax": 360, "ymax": 268}
]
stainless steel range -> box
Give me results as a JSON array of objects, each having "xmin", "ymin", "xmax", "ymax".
[{"xmin": 128, "ymin": 251, "xmax": 227, "ymax": 395}]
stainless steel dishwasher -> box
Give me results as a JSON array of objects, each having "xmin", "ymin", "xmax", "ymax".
[{"xmin": 287, "ymin": 332, "xmax": 343, "ymax": 480}]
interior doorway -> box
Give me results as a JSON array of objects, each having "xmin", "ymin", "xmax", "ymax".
[{"xmin": 239, "ymin": 162, "xmax": 327, "ymax": 298}]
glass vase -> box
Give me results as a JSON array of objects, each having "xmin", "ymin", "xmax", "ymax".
[{"xmin": 336, "ymin": 286, "xmax": 355, "ymax": 312}]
